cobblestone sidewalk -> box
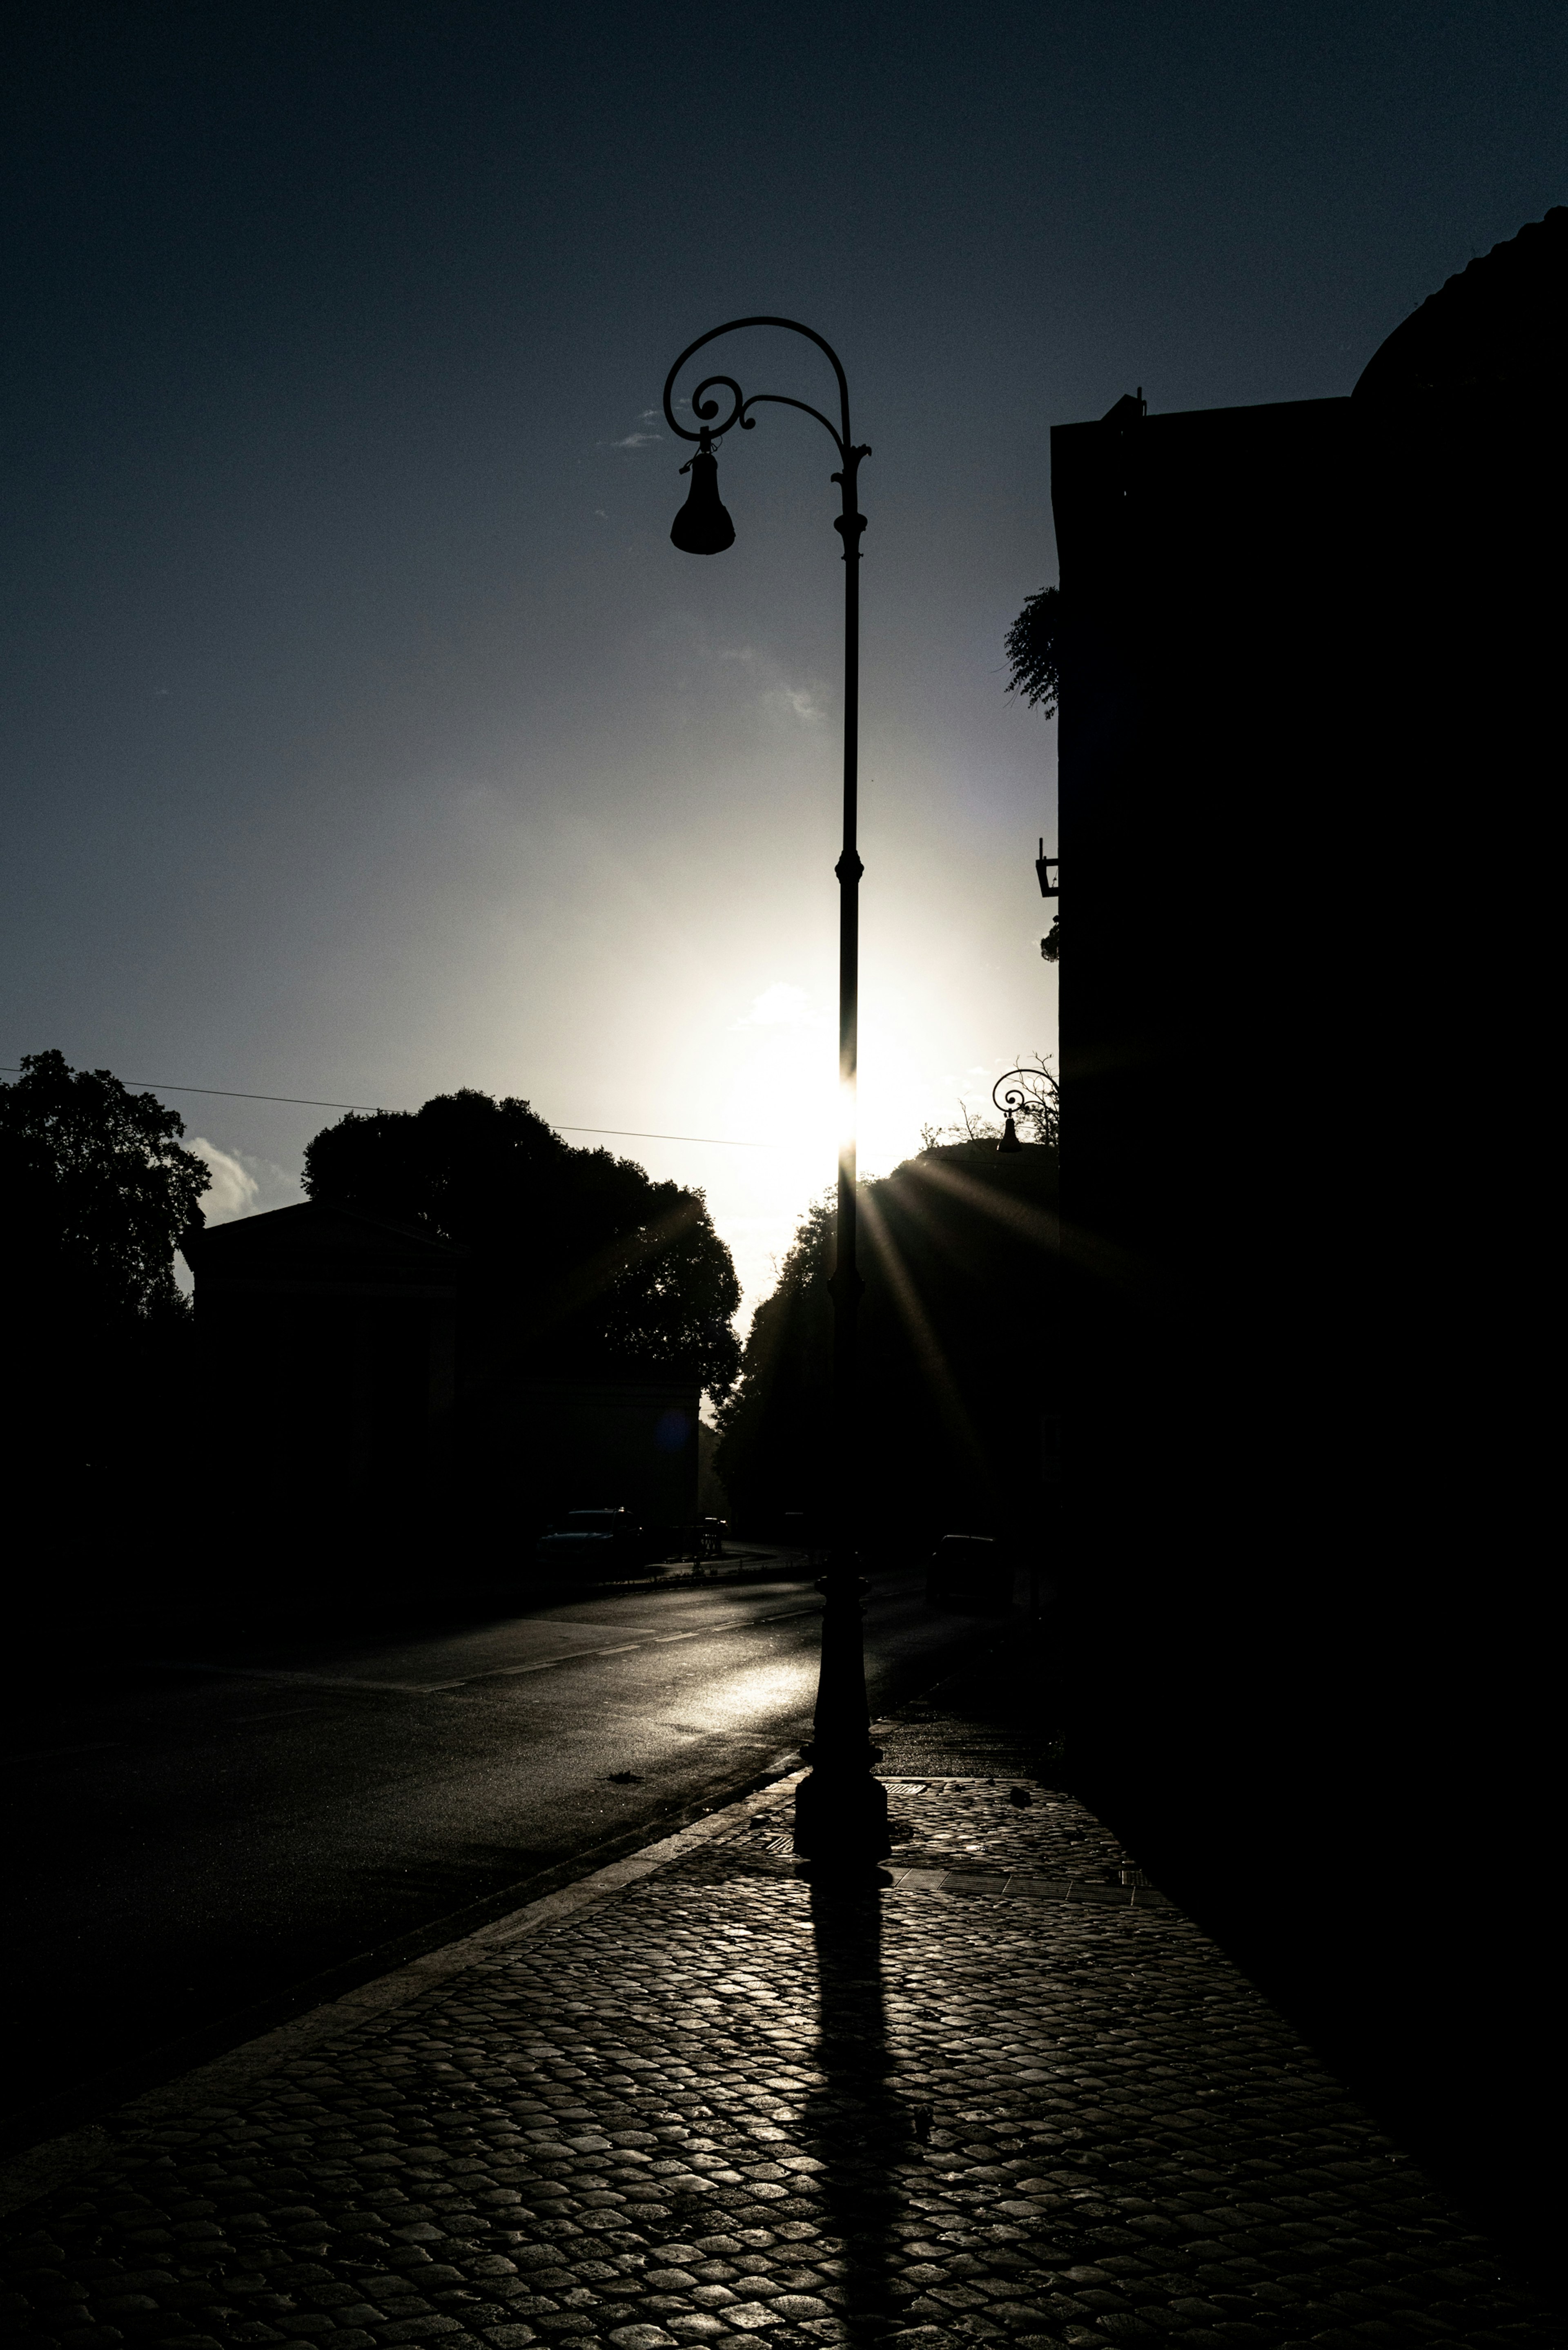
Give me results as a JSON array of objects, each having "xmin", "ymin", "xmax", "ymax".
[{"xmin": 0, "ymin": 1776, "xmax": 1554, "ymax": 2350}]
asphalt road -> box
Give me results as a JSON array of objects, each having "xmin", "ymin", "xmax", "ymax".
[{"xmin": 1, "ymin": 1565, "xmax": 1001, "ymax": 2147}]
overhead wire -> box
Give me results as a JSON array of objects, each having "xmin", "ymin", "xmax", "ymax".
[{"xmin": 0, "ymin": 1067, "xmax": 776, "ymax": 1149}]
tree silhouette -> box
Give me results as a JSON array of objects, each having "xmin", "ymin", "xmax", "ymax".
[
  {"xmin": 1003, "ymin": 583, "xmax": 1063, "ymax": 716},
  {"xmin": 1, "ymin": 1050, "xmax": 210, "ymax": 1506},
  {"xmin": 716, "ymin": 1137, "xmax": 1058, "ymax": 1543},
  {"xmin": 2, "ymin": 1049, "xmax": 209, "ymax": 1324},
  {"xmin": 303, "ymin": 1089, "xmax": 742, "ymax": 1400}
]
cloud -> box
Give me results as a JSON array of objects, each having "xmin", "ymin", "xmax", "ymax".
[
  {"xmin": 174, "ymin": 1139, "xmax": 302, "ymax": 1294},
  {"xmin": 187, "ymin": 1138, "xmax": 301, "ymax": 1224},
  {"xmin": 762, "ymin": 685, "xmax": 824, "ymax": 724},
  {"xmin": 189, "ymin": 1137, "xmax": 261, "ymax": 1221},
  {"xmin": 719, "ymin": 644, "xmax": 826, "ymax": 726},
  {"xmin": 611, "ymin": 431, "xmax": 661, "ymax": 448}
]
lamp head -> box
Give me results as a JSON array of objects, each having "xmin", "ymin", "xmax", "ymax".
[
  {"xmin": 670, "ymin": 428, "xmax": 735, "ymax": 555},
  {"xmin": 998, "ymin": 1113, "xmax": 1023, "ymax": 1155}
]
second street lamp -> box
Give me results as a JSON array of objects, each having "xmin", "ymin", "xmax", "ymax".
[{"xmin": 663, "ymin": 316, "xmax": 888, "ymax": 1865}]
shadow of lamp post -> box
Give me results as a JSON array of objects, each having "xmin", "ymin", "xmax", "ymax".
[{"xmin": 662, "ymin": 316, "xmax": 888, "ymax": 1864}]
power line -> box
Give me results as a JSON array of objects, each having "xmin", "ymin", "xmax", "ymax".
[
  {"xmin": 1, "ymin": 1070, "xmax": 383, "ymax": 1113},
  {"xmin": 0, "ymin": 1065, "xmax": 775, "ymax": 1149},
  {"xmin": 555, "ymin": 1124, "xmax": 773, "ymax": 1149}
]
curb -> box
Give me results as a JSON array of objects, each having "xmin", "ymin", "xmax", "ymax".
[{"xmin": 0, "ymin": 1768, "xmax": 807, "ymax": 2225}]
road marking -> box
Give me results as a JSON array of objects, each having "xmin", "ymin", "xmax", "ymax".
[
  {"xmin": 152, "ymin": 1599, "xmax": 839, "ymax": 1702},
  {"xmin": 469, "ymin": 1659, "xmax": 566, "ymax": 1677},
  {"xmin": 149, "ymin": 1662, "xmax": 468, "ymax": 1695}
]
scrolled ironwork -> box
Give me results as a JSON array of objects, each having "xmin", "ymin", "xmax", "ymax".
[
  {"xmin": 992, "ymin": 1067, "xmax": 1044, "ymax": 1119},
  {"xmin": 686, "ymin": 373, "xmax": 747, "ymax": 439},
  {"xmin": 663, "ymin": 315, "xmax": 855, "ymax": 459}
]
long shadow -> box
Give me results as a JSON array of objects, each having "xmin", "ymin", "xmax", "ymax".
[{"xmin": 804, "ymin": 1874, "xmax": 903, "ymax": 2345}]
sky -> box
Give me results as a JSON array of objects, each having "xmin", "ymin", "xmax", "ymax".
[{"xmin": 4, "ymin": 0, "xmax": 1564, "ymax": 1324}]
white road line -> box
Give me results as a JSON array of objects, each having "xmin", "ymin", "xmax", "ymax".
[
  {"xmin": 150, "ymin": 1662, "xmax": 465, "ymax": 1694},
  {"xmin": 155, "ymin": 1602, "xmax": 834, "ymax": 1703}
]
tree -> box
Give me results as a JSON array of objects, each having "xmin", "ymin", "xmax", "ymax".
[
  {"xmin": 715, "ymin": 1136, "xmax": 1059, "ymax": 1545},
  {"xmin": 1, "ymin": 1050, "xmax": 210, "ymax": 1512},
  {"xmin": 2, "ymin": 1049, "xmax": 209, "ymax": 1325},
  {"xmin": 1007, "ymin": 588, "xmax": 1063, "ymax": 963},
  {"xmin": 1003, "ymin": 583, "xmax": 1063, "ymax": 717},
  {"xmin": 302, "ymin": 1088, "xmax": 742, "ymax": 1401}
]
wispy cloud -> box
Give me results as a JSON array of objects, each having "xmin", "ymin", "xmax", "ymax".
[
  {"xmin": 764, "ymin": 685, "xmax": 824, "ymax": 723},
  {"xmin": 611, "ymin": 430, "xmax": 661, "ymax": 448},
  {"xmin": 187, "ymin": 1138, "xmax": 301, "ymax": 1224},
  {"xmin": 719, "ymin": 644, "xmax": 827, "ymax": 726},
  {"xmin": 174, "ymin": 1138, "xmax": 304, "ymax": 1294},
  {"xmin": 189, "ymin": 1137, "xmax": 260, "ymax": 1221}
]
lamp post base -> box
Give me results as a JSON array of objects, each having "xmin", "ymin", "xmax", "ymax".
[
  {"xmin": 793, "ymin": 1747, "xmax": 891, "ymax": 1862},
  {"xmin": 793, "ymin": 1563, "xmax": 889, "ymax": 1862}
]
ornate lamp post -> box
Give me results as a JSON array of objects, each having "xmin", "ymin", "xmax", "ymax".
[
  {"xmin": 993, "ymin": 1066, "xmax": 1056, "ymax": 1155},
  {"xmin": 662, "ymin": 317, "xmax": 888, "ymax": 1864}
]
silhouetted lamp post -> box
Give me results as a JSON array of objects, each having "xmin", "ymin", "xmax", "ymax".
[
  {"xmin": 663, "ymin": 317, "xmax": 887, "ymax": 1864},
  {"xmin": 994, "ymin": 1068, "xmax": 1050, "ymax": 1155}
]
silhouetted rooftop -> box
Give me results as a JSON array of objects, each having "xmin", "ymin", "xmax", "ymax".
[
  {"xmin": 1354, "ymin": 204, "xmax": 1567, "ymax": 401},
  {"xmin": 182, "ymin": 1200, "xmax": 467, "ymax": 1286}
]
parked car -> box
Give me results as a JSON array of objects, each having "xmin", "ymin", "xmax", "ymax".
[
  {"xmin": 925, "ymin": 1532, "xmax": 1013, "ymax": 1614},
  {"xmin": 535, "ymin": 1507, "xmax": 645, "ymax": 1575}
]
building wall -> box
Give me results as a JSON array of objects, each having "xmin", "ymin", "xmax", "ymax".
[{"xmin": 1052, "ymin": 379, "xmax": 1559, "ymax": 2247}]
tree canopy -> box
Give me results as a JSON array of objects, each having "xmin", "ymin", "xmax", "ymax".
[
  {"xmin": 715, "ymin": 1136, "xmax": 1058, "ymax": 1545},
  {"xmin": 2, "ymin": 1050, "xmax": 209, "ymax": 1507},
  {"xmin": 303, "ymin": 1089, "xmax": 742, "ymax": 1399},
  {"xmin": 2, "ymin": 1048, "xmax": 209, "ymax": 1324},
  {"xmin": 1003, "ymin": 583, "xmax": 1063, "ymax": 718}
]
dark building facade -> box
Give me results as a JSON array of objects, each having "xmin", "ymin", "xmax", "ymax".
[
  {"xmin": 183, "ymin": 1201, "xmax": 701, "ymax": 1555},
  {"xmin": 1052, "ymin": 210, "xmax": 1562, "ymax": 2250},
  {"xmin": 181, "ymin": 1202, "xmax": 466, "ymax": 1525}
]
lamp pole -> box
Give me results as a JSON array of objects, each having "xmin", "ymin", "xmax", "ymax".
[{"xmin": 663, "ymin": 317, "xmax": 888, "ymax": 1864}]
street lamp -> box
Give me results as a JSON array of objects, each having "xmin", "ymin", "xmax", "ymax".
[
  {"xmin": 663, "ymin": 317, "xmax": 887, "ymax": 1865},
  {"xmin": 993, "ymin": 1067, "xmax": 1054, "ymax": 1155}
]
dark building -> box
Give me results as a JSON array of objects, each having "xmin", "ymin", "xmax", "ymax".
[
  {"xmin": 181, "ymin": 1202, "xmax": 466, "ymax": 1527},
  {"xmin": 183, "ymin": 1202, "xmax": 701, "ymax": 1558},
  {"xmin": 1052, "ymin": 210, "xmax": 1563, "ymax": 2252}
]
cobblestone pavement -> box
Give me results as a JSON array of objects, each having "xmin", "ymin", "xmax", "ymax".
[
  {"xmin": 0, "ymin": 1779, "xmax": 1554, "ymax": 2350},
  {"xmin": 742, "ymin": 1780, "xmax": 1135, "ymax": 1884}
]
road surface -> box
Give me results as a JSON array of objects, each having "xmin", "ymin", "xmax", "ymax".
[{"xmin": 2, "ymin": 1565, "xmax": 1007, "ymax": 2147}]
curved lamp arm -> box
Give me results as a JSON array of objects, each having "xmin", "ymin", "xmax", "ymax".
[
  {"xmin": 993, "ymin": 1067, "xmax": 1051, "ymax": 1122},
  {"xmin": 662, "ymin": 315, "xmax": 855, "ymax": 459}
]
